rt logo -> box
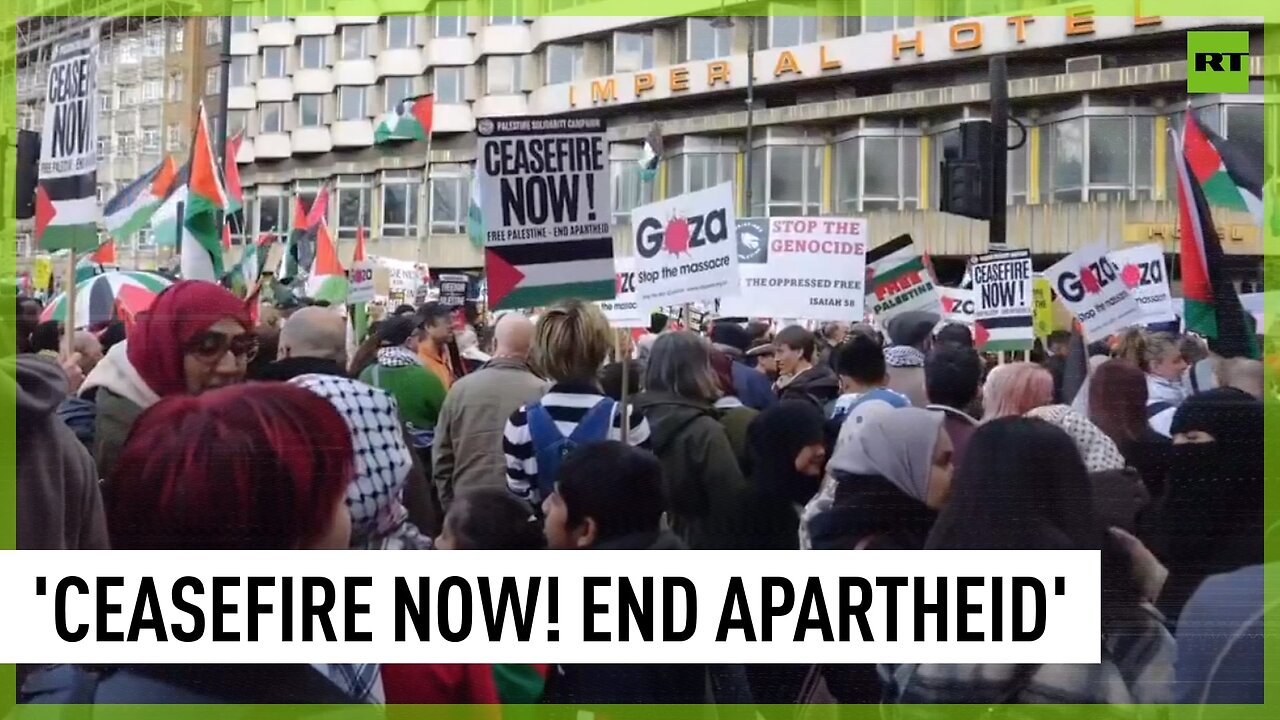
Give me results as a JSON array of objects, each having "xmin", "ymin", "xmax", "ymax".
[{"xmin": 1187, "ymin": 31, "xmax": 1250, "ymax": 94}]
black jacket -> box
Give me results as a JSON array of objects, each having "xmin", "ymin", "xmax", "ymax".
[
  {"xmin": 778, "ymin": 365, "xmax": 840, "ymax": 409},
  {"xmin": 808, "ymin": 472, "xmax": 937, "ymax": 551},
  {"xmin": 21, "ymin": 664, "xmax": 357, "ymax": 705},
  {"xmin": 253, "ymin": 356, "xmax": 348, "ymax": 382}
]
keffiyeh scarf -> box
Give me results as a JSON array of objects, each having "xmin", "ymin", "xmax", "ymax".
[
  {"xmin": 1025, "ymin": 404, "xmax": 1127, "ymax": 473},
  {"xmin": 377, "ymin": 346, "xmax": 422, "ymax": 368},
  {"xmin": 884, "ymin": 345, "xmax": 926, "ymax": 368},
  {"xmin": 290, "ymin": 374, "xmax": 432, "ymax": 550}
]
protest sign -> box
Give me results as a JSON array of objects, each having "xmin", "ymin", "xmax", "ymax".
[
  {"xmin": 437, "ymin": 273, "xmax": 470, "ymax": 308},
  {"xmin": 971, "ymin": 249, "xmax": 1034, "ymax": 351},
  {"xmin": 347, "ymin": 259, "xmax": 375, "ymax": 304},
  {"xmin": 631, "ymin": 182, "xmax": 739, "ymax": 307},
  {"xmin": 1032, "ymin": 277, "xmax": 1054, "ymax": 339},
  {"xmin": 373, "ymin": 256, "xmax": 427, "ymax": 296},
  {"xmin": 1045, "ymin": 243, "xmax": 1143, "ymax": 341},
  {"xmin": 939, "ymin": 287, "xmax": 975, "ymax": 326},
  {"xmin": 36, "ymin": 29, "xmax": 99, "ymax": 252},
  {"xmin": 718, "ymin": 216, "xmax": 863, "ymax": 320},
  {"xmin": 866, "ymin": 234, "xmax": 941, "ymax": 323},
  {"xmin": 478, "ymin": 116, "xmax": 614, "ymax": 310},
  {"xmin": 599, "ymin": 256, "xmax": 646, "ymax": 327},
  {"xmin": 1106, "ymin": 243, "xmax": 1176, "ymax": 325}
]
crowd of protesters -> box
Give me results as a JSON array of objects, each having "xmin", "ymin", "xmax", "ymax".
[{"xmin": 7, "ymin": 283, "xmax": 1270, "ymax": 707}]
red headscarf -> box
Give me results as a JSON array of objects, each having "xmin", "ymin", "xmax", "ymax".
[{"xmin": 128, "ymin": 280, "xmax": 252, "ymax": 397}]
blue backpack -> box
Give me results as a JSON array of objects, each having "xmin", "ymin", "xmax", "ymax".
[{"xmin": 526, "ymin": 398, "xmax": 616, "ymax": 501}]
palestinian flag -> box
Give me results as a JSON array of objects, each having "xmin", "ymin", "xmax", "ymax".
[
  {"xmin": 865, "ymin": 234, "xmax": 942, "ymax": 323},
  {"xmin": 224, "ymin": 129, "xmax": 245, "ymax": 214},
  {"xmin": 148, "ymin": 163, "xmax": 189, "ymax": 247},
  {"xmin": 1174, "ymin": 116, "xmax": 1260, "ymax": 359},
  {"xmin": 375, "ymin": 94, "xmax": 434, "ymax": 144},
  {"xmin": 485, "ymin": 236, "xmax": 616, "ymax": 310},
  {"xmin": 467, "ymin": 172, "xmax": 484, "ymax": 249},
  {"xmin": 276, "ymin": 202, "xmax": 302, "ymax": 283},
  {"xmin": 180, "ymin": 102, "xmax": 229, "ymax": 281},
  {"xmin": 1183, "ymin": 113, "xmax": 1263, "ymax": 226},
  {"xmin": 304, "ymin": 222, "xmax": 348, "ymax": 304},
  {"xmin": 103, "ymin": 156, "xmax": 177, "ymax": 241}
]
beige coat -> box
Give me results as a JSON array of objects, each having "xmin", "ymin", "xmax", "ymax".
[
  {"xmin": 431, "ymin": 357, "xmax": 547, "ymax": 511},
  {"xmin": 885, "ymin": 365, "xmax": 929, "ymax": 408}
]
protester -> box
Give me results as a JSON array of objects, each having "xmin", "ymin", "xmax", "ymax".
[
  {"xmin": 11, "ymin": 356, "xmax": 109, "ymax": 550},
  {"xmin": 291, "ymin": 374, "xmax": 433, "ymax": 551},
  {"xmin": 746, "ymin": 319, "xmax": 772, "ymax": 344},
  {"xmin": 72, "ymin": 330, "xmax": 103, "ymax": 376},
  {"xmin": 633, "ymin": 331, "xmax": 750, "ymax": 550},
  {"xmin": 1088, "ymin": 359, "xmax": 1169, "ymax": 497},
  {"xmin": 599, "ymin": 360, "xmax": 642, "ymax": 402},
  {"xmin": 29, "ymin": 320, "xmax": 62, "ymax": 356},
  {"xmin": 923, "ymin": 343, "xmax": 983, "ymax": 469},
  {"xmin": 80, "ymin": 280, "xmax": 253, "ymax": 481},
  {"xmin": 747, "ymin": 340, "xmax": 778, "ymax": 380},
  {"xmin": 505, "ymin": 299, "xmax": 649, "ymax": 507},
  {"xmin": 710, "ymin": 348, "xmax": 758, "ymax": 467},
  {"xmin": 814, "ymin": 321, "xmax": 848, "ymax": 369},
  {"xmin": 415, "ymin": 302, "xmax": 457, "ymax": 389},
  {"xmin": 1112, "ymin": 327, "xmax": 1150, "ymax": 370},
  {"xmin": 881, "ymin": 310, "xmax": 939, "ymax": 407},
  {"xmin": 1025, "ymin": 404, "xmax": 1148, "ymax": 531},
  {"xmin": 27, "ymin": 383, "xmax": 374, "ymax": 704},
  {"xmin": 434, "ymin": 312, "xmax": 545, "ymax": 512},
  {"xmin": 1152, "ymin": 387, "xmax": 1263, "ymax": 625},
  {"xmin": 933, "ymin": 322, "xmax": 973, "ymax": 349},
  {"xmin": 455, "ymin": 325, "xmax": 490, "ymax": 375},
  {"xmin": 1174, "ymin": 563, "xmax": 1269, "ymax": 704},
  {"xmin": 97, "ymin": 320, "xmax": 127, "ymax": 355},
  {"xmin": 358, "ymin": 315, "xmax": 447, "ymax": 433},
  {"xmin": 392, "ymin": 303, "xmax": 416, "ymax": 317},
  {"xmin": 15, "ymin": 295, "xmax": 42, "ymax": 354},
  {"xmin": 1144, "ymin": 332, "xmax": 1188, "ymax": 437},
  {"xmin": 772, "ymin": 325, "xmax": 840, "ymax": 408},
  {"xmin": 244, "ymin": 325, "xmax": 280, "ymax": 381},
  {"xmin": 1215, "ymin": 357, "xmax": 1264, "ymax": 398},
  {"xmin": 829, "ymin": 333, "xmax": 911, "ymax": 423},
  {"xmin": 885, "ymin": 417, "xmax": 1174, "ymax": 705},
  {"xmin": 435, "ymin": 487, "xmax": 544, "ymax": 551},
  {"xmin": 55, "ymin": 331, "xmax": 107, "ymax": 445},
  {"xmin": 1043, "ymin": 329, "xmax": 1072, "ymax": 403},
  {"xmin": 740, "ymin": 401, "xmax": 826, "ymax": 550},
  {"xmin": 251, "ymin": 306, "xmax": 350, "ymax": 380},
  {"xmin": 980, "ymin": 361, "xmax": 1053, "ymax": 421},
  {"xmin": 710, "ymin": 321, "xmax": 775, "ymax": 410}
]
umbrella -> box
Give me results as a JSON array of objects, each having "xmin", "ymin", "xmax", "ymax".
[{"xmin": 40, "ymin": 270, "xmax": 173, "ymax": 329}]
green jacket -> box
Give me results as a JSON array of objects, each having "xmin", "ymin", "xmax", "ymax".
[
  {"xmin": 633, "ymin": 391, "xmax": 753, "ymax": 550},
  {"xmin": 92, "ymin": 386, "xmax": 144, "ymax": 483},
  {"xmin": 359, "ymin": 362, "xmax": 446, "ymax": 431}
]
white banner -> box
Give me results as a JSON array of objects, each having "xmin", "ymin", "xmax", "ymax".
[
  {"xmin": 972, "ymin": 249, "xmax": 1035, "ymax": 350},
  {"xmin": 1106, "ymin": 243, "xmax": 1176, "ymax": 325},
  {"xmin": 939, "ymin": 287, "xmax": 975, "ymax": 326},
  {"xmin": 632, "ymin": 182, "xmax": 739, "ymax": 307},
  {"xmin": 720, "ymin": 217, "xmax": 867, "ymax": 321},
  {"xmin": 373, "ymin": 256, "xmax": 428, "ymax": 294},
  {"xmin": 1045, "ymin": 243, "xmax": 1144, "ymax": 341},
  {"xmin": 0, "ymin": 550, "xmax": 1100, "ymax": 665},
  {"xmin": 865, "ymin": 234, "xmax": 941, "ymax": 324},
  {"xmin": 37, "ymin": 28, "xmax": 99, "ymax": 249},
  {"xmin": 599, "ymin": 256, "xmax": 646, "ymax": 327},
  {"xmin": 347, "ymin": 260, "xmax": 375, "ymax": 304}
]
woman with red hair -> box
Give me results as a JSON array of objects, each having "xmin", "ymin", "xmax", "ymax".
[
  {"xmin": 1088, "ymin": 359, "xmax": 1170, "ymax": 498},
  {"xmin": 980, "ymin": 361, "xmax": 1053, "ymax": 422},
  {"xmin": 79, "ymin": 280, "xmax": 255, "ymax": 480}
]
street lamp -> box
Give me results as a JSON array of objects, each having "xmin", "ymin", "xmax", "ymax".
[{"xmin": 710, "ymin": 12, "xmax": 755, "ymax": 216}]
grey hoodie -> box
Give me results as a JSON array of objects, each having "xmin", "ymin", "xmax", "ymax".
[{"xmin": 9, "ymin": 356, "xmax": 109, "ymax": 550}]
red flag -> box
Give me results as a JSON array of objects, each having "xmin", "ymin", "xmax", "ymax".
[
  {"xmin": 222, "ymin": 222, "xmax": 232, "ymax": 250},
  {"xmin": 89, "ymin": 240, "xmax": 116, "ymax": 265},
  {"xmin": 353, "ymin": 226, "xmax": 367, "ymax": 263},
  {"xmin": 410, "ymin": 95, "xmax": 435, "ymax": 135},
  {"xmin": 305, "ymin": 184, "xmax": 331, "ymax": 228},
  {"xmin": 224, "ymin": 130, "xmax": 245, "ymax": 211}
]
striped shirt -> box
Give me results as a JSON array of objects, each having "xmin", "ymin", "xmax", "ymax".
[{"xmin": 504, "ymin": 384, "xmax": 651, "ymax": 504}]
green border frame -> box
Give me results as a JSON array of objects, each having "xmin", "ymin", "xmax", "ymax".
[{"xmin": 2, "ymin": 0, "xmax": 1277, "ymax": 717}]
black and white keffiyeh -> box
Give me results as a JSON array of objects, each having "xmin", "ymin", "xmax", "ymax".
[
  {"xmin": 290, "ymin": 374, "xmax": 431, "ymax": 550},
  {"xmin": 376, "ymin": 346, "xmax": 422, "ymax": 368}
]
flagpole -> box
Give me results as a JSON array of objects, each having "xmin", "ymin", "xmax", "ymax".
[{"xmin": 62, "ymin": 248, "xmax": 77, "ymax": 356}]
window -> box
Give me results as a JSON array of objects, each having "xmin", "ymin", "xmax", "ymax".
[
  {"xmin": 681, "ymin": 17, "xmax": 731, "ymax": 62},
  {"xmin": 205, "ymin": 67, "xmax": 221, "ymax": 94},
  {"xmin": 1087, "ymin": 117, "xmax": 1130, "ymax": 197},
  {"xmin": 433, "ymin": 67, "xmax": 464, "ymax": 104},
  {"xmin": 430, "ymin": 164, "xmax": 469, "ymax": 233},
  {"xmin": 300, "ymin": 36, "xmax": 326, "ymax": 69},
  {"xmin": 838, "ymin": 16, "xmax": 863, "ymax": 37},
  {"xmin": 1008, "ymin": 127, "xmax": 1029, "ymax": 205},
  {"xmin": 262, "ymin": 47, "xmax": 286, "ymax": 78},
  {"xmin": 386, "ymin": 15, "xmax": 416, "ymax": 49},
  {"xmin": 1040, "ymin": 114, "xmax": 1155, "ymax": 203},
  {"xmin": 167, "ymin": 72, "xmax": 184, "ymax": 101},
  {"xmin": 607, "ymin": 32, "xmax": 655, "ymax": 74},
  {"xmin": 229, "ymin": 56, "xmax": 249, "ymax": 86},
  {"xmin": 864, "ymin": 2, "xmax": 916, "ymax": 33},
  {"xmin": 144, "ymin": 27, "xmax": 165, "ymax": 57},
  {"xmin": 489, "ymin": 16, "xmax": 522, "ymax": 26},
  {"xmin": 119, "ymin": 85, "xmax": 139, "ymax": 107},
  {"xmin": 341, "ymin": 25, "xmax": 366, "ymax": 59},
  {"xmin": 1049, "ymin": 118, "xmax": 1084, "ymax": 203},
  {"xmin": 260, "ymin": 102, "xmax": 285, "ymax": 133},
  {"xmin": 487, "ymin": 55, "xmax": 521, "ymax": 95},
  {"xmin": 546, "ymin": 44, "xmax": 584, "ymax": 84},
  {"xmin": 750, "ymin": 144, "xmax": 823, "ymax": 217},
  {"xmin": 257, "ymin": 193, "xmax": 285, "ymax": 237},
  {"xmin": 488, "ymin": 0, "xmax": 522, "ymax": 23},
  {"xmin": 758, "ymin": 16, "xmax": 817, "ymax": 49},
  {"xmin": 611, "ymin": 154, "xmax": 656, "ymax": 224},
  {"xmin": 338, "ymin": 86, "xmax": 366, "ymax": 120},
  {"xmin": 298, "ymin": 95, "xmax": 324, "ymax": 126},
  {"xmin": 381, "ymin": 170, "xmax": 421, "ymax": 237},
  {"xmin": 666, "ymin": 153, "xmax": 736, "ymax": 197},
  {"xmin": 231, "ymin": 12, "xmax": 251, "ymax": 34},
  {"xmin": 117, "ymin": 37, "xmax": 140, "ymax": 64},
  {"xmin": 205, "ymin": 17, "xmax": 223, "ymax": 45},
  {"xmin": 383, "ymin": 77, "xmax": 415, "ymax": 112},
  {"xmin": 337, "ymin": 174, "xmax": 372, "ymax": 239},
  {"xmin": 169, "ymin": 25, "xmax": 184, "ymax": 52},
  {"xmin": 117, "ymin": 131, "xmax": 137, "ymax": 155},
  {"xmin": 142, "ymin": 79, "xmax": 162, "ymax": 102},
  {"xmin": 228, "ymin": 110, "xmax": 249, "ymax": 136},
  {"xmin": 141, "ymin": 127, "xmax": 160, "ymax": 152},
  {"xmin": 1225, "ymin": 104, "xmax": 1264, "ymax": 155},
  {"xmin": 166, "ymin": 122, "xmax": 183, "ymax": 151},
  {"xmin": 435, "ymin": 3, "xmax": 466, "ymax": 37},
  {"xmin": 97, "ymin": 137, "xmax": 110, "ymax": 157},
  {"xmin": 835, "ymin": 134, "xmax": 920, "ymax": 213},
  {"xmin": 97, "ymin": 92, "xmax": 112, "ymax": 112}
]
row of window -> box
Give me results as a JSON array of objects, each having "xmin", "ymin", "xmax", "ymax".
[
  {"xmin": 213, "ymin": 8, "xmax": 523, "ymax": 47},
  {"xmin": 96, "ymin": 124, "xmax": 185, "ymax": 157}
]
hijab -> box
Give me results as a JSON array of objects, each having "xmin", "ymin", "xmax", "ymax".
[
  {"xmin": 829, "ymin": 404, "xmax": 945, "ymax": 503},
  {"xmin": 745, "ymin": 400, "xmax": 826, "ymax": 505},
  {"xmin": 127, "ymin": 280, "xmax": 251, "ymax": 397},
  {"xmin": 1026, "ymin": 404, "xmax": 1126, "ymax": 473},
  {"xmin": 290, "ymin": 374, "xmax": 431, "ymax": 550}
]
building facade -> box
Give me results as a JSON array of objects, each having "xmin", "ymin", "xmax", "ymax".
[{"xmin": 15, "ymin": 6, "xmax": 1271, "ymax": 288}]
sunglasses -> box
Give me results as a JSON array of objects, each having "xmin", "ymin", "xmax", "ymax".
[{"xmin": 186, "ymin": 331, "xmax": 259, "ymax": 363}]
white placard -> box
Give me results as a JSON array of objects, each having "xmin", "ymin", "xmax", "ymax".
[
  {"xmin": 632, "ymin": 182, "xmax": 739, "ymax": 307},
  {"xmin": 373, "ymin": 256, "xmax": 427, "ymax": 294},
  {"xmin": 599, "ymin": 256, "xmax": 646, "ymax": 327},
  {"xmin": 971, "ymin": 249, "xmax": 1035, "ymax": 350},
  {"xmin": 1105, "ymin": 243, "xmax": 1176, "ymax": 325},
  {"xmin": 720, "ymin": 217, "xmax": 868, "ymax": 321},
  {"xmin": 939, "ymin": 287, "xmax": 975, "ymax": 326},
  {"xmin": 37, "ymin": 29, "xmax": 99, "ymax": 249},
  {"xmin": 347, "ymin": 260, "xmax": 375, "ymax": 304},
  {"xmin": 1045, "ymin": 243, "xmax": 1144, "ymax": 341}
]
